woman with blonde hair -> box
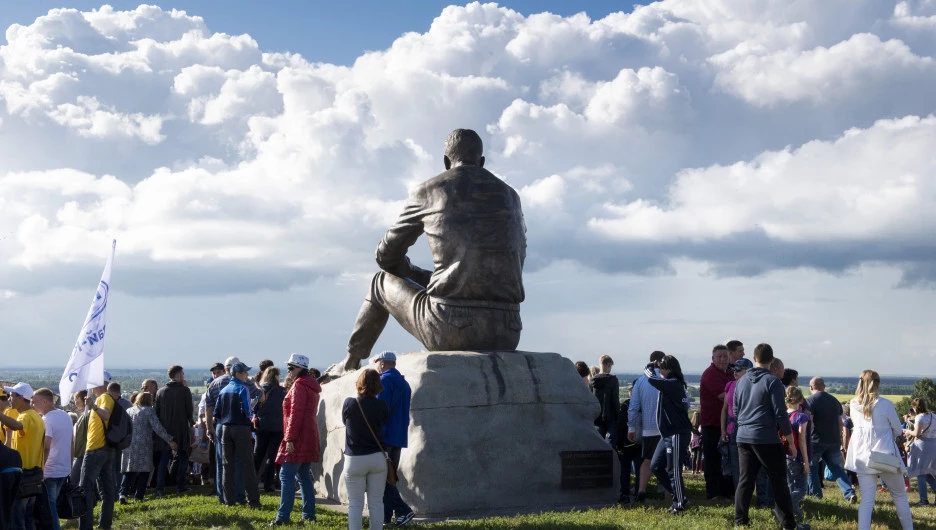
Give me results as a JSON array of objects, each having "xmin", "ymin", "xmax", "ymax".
[{"xmin": 844, "ymin": 370, "xmax": 913, "ymax": 529}]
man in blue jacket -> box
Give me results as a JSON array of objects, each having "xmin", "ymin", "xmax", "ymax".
[
  {"xmin": 732, "ymin": 343, "xmax": 807, "ymax": 530},
  {"xmin": 214, "ymin": 362, "xmax": 261, "ymax": 509},
  {"xmin": 374, "ymin": 351, "xmax": 415, "ymax": 527}
]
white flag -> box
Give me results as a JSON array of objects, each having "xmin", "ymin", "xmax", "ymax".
[{"xmin": 60, "ymin": 240, "xmax": 116, "ymax": 401}]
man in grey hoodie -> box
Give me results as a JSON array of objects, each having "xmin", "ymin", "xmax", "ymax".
[{"xmin": 732, "ymin": 343, "xmax": 808, "ymax": 530}]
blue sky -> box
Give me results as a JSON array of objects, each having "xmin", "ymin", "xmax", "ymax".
[
  {"xmin": 0, "ymin": 1, "xmax": 634, "ymax": 65},
  {"xmin": 1, "ymin": 1, "xmax": 935, "ymax": 377}
]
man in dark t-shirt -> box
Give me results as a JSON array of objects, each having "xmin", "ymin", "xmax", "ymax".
[{"xmin": 805, "ymin": 377, "xmax": 856, "ymax": 502}]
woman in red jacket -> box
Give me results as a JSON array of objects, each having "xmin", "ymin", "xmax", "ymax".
[{"xmin": 270, "ymin": 354, "xmax": 322, "ymax": 527}]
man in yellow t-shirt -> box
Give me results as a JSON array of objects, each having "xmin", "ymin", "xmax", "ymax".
[
  {"xmin": 0, "ymin": 382, "xmax": 45, "ymax": 529},
  {"xmin": 0, "ymin": 387, "xmax": 14, "ymax": 446},
  {"xmin": 79, "ymin": 379, "xmax": 117, "ymax": 530}
]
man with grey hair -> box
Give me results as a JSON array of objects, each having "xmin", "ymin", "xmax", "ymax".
[{"xmin": 324, "ymin": 128, "xmax": 527, "ymax": 379}]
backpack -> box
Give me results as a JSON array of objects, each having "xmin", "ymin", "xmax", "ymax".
[
  {"xmin": 779, "ymin": 410, "xmax": 804, "ymax": 454},
  {"xmin": 105, "ymin": 400, "xmax": 133, "ymax": 450}
]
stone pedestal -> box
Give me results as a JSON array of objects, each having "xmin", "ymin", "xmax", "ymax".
[{"xmin": 313, "ymin": 351, "xmax": 617, "ymax": 517}]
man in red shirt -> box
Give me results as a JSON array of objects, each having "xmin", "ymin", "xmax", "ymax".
[{"xmin": 700, "ymin": 344, "xmax": 735, "ymax": 499}]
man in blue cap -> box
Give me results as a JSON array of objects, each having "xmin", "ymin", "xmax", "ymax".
[{"xmin": 372, "ymin": 351, "xmax": 415, "ymax": 526}]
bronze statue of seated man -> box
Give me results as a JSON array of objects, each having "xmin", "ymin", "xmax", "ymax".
[{"xmin": 323, "ymin": 129, "xmax": 527, "ymax": 380}]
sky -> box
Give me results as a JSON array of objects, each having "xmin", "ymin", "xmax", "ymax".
[{"xmin": 1, "ymin": 1, "xmax": 936, "ymax": 378}]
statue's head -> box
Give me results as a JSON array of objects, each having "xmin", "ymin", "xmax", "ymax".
[{"xmin": 444, "ymin": 128, "xmax": 485, "ymax": 170}]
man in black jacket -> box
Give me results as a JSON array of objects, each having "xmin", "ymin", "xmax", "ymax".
[
  {"xmin": 733, "ymin": 344, "xmax": 807, "ymax": 530},
  {"xmin": 592, "ymin": 355, "xmax": 620, "ymax": 445},
  {"xmin": 155, "ymin": 365, "xmax": 194, "ymax": 496}
]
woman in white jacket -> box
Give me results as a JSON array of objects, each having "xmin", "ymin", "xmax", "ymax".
[{"xmin": 844, "ymin": 370, "xmax": 913, "ymax": 530}]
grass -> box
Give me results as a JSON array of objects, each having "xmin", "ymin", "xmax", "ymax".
[{"xmin": 82, "ymin": 473, "xmax": 936, "ymax": 529}]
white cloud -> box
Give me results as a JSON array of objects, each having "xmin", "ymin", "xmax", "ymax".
[
  {"xmin": 709, "ymin": 33, "xmax": 935, "ymax": 106},
  {"xmin": 589, "ymin": 115, "xmax": 936, "ymax": 244},
  {"xmin": 47, "ymin": 95, "xmax": 165, "ymax": 143},
  {"xmin": 0, "ymin": 0, "xmax": 934, "ymax": 297}
]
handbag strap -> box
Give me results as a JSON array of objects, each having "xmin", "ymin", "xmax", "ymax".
[
  {"xmin": 355, "ymin": 397, "xmax": 390, "ymax": 461},
  {"xmin": 921, "ymin": 413, "xmax": 934, "ymax": 437}
]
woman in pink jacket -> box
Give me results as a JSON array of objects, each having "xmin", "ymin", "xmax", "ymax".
[{"xmin": 270, "ymin": 354, "xmax": 322, "ymax": 527}]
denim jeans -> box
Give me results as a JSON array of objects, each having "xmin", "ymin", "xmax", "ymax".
[
  {"xmin": 918, "ymin": 473, "xmax": 936, "ymax": 503},
  {"xmin": 806, "ymin": 443, "xmax": 854, "ymax": 499},
  {"xmin": 80, "ymin": 447, "xmax": 116, "ymax": 530},
  {"xmin": 120, "ymin": 471, "xmax": 150, "ymax": 500},
  {"xmin": 786, "ymin": 460, "xmax": 807, "ymax": 523},
  {"xmin": 650, "ymin": 433, "xmax": 690, "ymax": 507},
  {"xmin": 276, "ymin": 462, "xmax": 316, "ymax": 522},
  {"xmin": 597, "ymin": 420, "xmax": 618, "ymax": 449},
  {"xmin": 727, "ymin": 433, "xmax": 740, "ymax": 490},
  {"xmin": 755, "ymin": 467, "xmax": 773, "ymax": 508},
  {"xmin": 383, "ymin": 446, "xmax": 413, "ymax": 522},
  {"xmin": 156, "ymin": 449, "xmax": 190, "ymax": 493},
  {"xmin": 45, "ymin": 476, "xmax": 68, "ymax": 530},
  {"xmin": 214, "ymin": 423, "xmax": 245, "ymax": 503}
]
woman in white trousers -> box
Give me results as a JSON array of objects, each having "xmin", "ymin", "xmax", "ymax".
[
  {"xmin": 342, "ymin": 369, "xmax": 389, "ymax": 530},
  {"xmin": 844, "ymin": 370, "xmax": 913, "ymax": 530}
]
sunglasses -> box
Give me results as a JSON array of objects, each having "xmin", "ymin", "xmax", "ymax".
[{"xmin": 0, "ymin": 395, "xmax": 8, "ymax": 401}]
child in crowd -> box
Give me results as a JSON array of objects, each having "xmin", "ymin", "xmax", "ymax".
[
  {"xmin": 690, "ymin": 412, "xmax": 702, "ymax": 475},
  {"xmin": 645, "ymin": 355, "xmax": 693, "ymax": 514},
  {"xmin": 785, "ymin": 386, "xmax": 810, "ymax": 524},
  {"xmin": 191, "ymin": 413, "xmax": 211, "ymax": 485}
]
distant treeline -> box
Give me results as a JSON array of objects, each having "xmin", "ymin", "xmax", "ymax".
[{"xmin": 614, "ymin": 373, "xmax": 918, "ymax": 397}]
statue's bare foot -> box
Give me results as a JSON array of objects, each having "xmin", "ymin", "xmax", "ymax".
[{"xmin": 321, "ymin": 355, "xmax": 362, "ymax": 382}]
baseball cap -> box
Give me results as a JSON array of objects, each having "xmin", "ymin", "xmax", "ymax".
[
  {"xmin": 224, "ymin": 356, "xmax": 240, "ymax": 368},
  {"xmin": 3, "ymin": 382, "xmax": 34, "ymax": 400},
  {"xmin": 731, "ymin": 358, "xmax": 754, "ymax": 371},
  {"xmin": 103, "ymin": 370, "xmax": 112, "ymax": 383},
  {"xmin": 372, "ymin": 351, "xmax": 396, "ymax": 363},
  {"xmin": 209, "ymin": 362, "xmax": 225, "ymax": 372},
  {"xmin": 285, "ymin": 353, "xmax": 309, "ymax": 370},
  {"xmin": 230, "ymin": 362, "xmax": 252, "ymax": 374}
]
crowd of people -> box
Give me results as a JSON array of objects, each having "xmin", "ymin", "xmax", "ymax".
[
  {"xmin": 2, "ymin": 340, "xmax": 934, "ymax": 529},
  {"xmin": 0, "ymin": 350, "xmax": 416, "ymax": 530},
  {"xmin": 581, "ymin": 341, "xmax": 931, "ymax": 530}
]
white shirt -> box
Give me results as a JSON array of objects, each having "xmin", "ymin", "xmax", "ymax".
[
  {"xmin": 844, "ymin": 397, "xmax": 903, "ymax": 475},
  {"xmin": 915, "ymin": 412, "xmax": 936, "ymax": 440},
  {"xmin": 42, "ymin": 408, "xmax": 74, "ymax": 479}
]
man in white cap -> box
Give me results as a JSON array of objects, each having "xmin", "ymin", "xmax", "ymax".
[
  {"xmin": 372, "ymin": 351, "xmax": 416, "ymax": 526},
  {"xmin": 0, "ymin": 383, "xmax": 45, "ymax": 529},
  {"xmin": 205, "ymin": 356, "xmax": 260, "ymax": 504}
]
